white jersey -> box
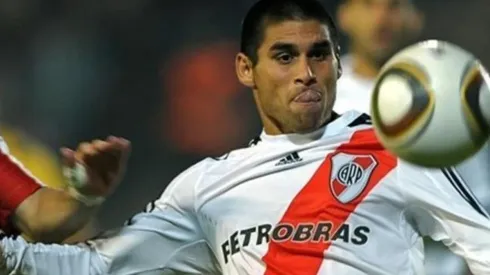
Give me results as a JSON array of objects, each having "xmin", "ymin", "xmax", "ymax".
[{"xmin": 1, "ymin": 111, "xmax": 490, "ymax": 275}]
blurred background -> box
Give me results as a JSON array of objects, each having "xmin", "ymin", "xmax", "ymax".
[{"xmin": 0, "ymin": 0, "xmax": 488, "ymax": 272}]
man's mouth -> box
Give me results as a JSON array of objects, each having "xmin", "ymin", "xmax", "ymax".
[{"xmin": 293, "ymin": 89, "xmax": 322, "ymax": 103}]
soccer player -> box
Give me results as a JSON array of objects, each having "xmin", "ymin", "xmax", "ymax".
[
  {"xmin": 1, "ymin": 0, "xmax": 490, "ymax": 274},
  {"xmin": 0, "ymin": 136, "xmax": 130, "ymax": 243},
  {"xmin": 334, "ymin": 0, "xmax": 423, "ymax": 114},
  {"xmin": 335, "ymin": 0, "xmax": 490, "ymax": 274}
]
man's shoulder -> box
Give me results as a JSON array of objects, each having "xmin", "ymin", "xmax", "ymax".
[
  {"xmin": 169, "ymin": 140, "xmax": 264, "ymax": 187},
  {"xmin": 200, "ymin": 138, "xmax": 264, "ymax": 174},
  {"xmin": 207, "ymin": 137, "xmax": 261, "ymax": 163}
]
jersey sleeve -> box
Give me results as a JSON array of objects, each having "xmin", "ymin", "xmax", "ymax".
[
  {"xmin": 398, "ymin": 161, "xmax": 490, "ymax": 274},
  {"xmin": 0, "ymin": 136, "xmax": 43, "ymax": 235},
  {"xmin": 0, "ymin": 161, "xmax": 220, "ymax": 275}
]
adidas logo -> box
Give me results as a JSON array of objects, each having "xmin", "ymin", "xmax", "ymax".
[{"xmin": 275, "ymin": 152, "xmax": 302, "ymax": 166}]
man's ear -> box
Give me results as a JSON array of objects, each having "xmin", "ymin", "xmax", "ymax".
[
  {"xmin": 337, "ymin": 61, "xmax": 343, "ymax": 79},
  {"xmin": 235, "ymin": 53, "xmax": 255, "ymax": 88},
  {"xmin": 335, "ymin": 45, "xmax": 343, "ymax": 79}
]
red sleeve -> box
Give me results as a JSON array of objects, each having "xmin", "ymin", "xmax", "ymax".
[{"xmin": 0, "ymin": 150, "xmax": 42, "ymax": 234}]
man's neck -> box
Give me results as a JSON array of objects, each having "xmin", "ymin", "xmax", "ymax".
[
  {"xmin": 262, "ymin": 112, "xmax": 338, "ymax": 136},
  {"xmin": 351, "ymin": 52, "xmax": 381, "ymax": 80}
]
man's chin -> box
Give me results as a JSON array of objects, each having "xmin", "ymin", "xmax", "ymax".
[
  {"xmin": 371, "ymin": 49, "xmax": 395, "ymax": 67},
  {"xmin": 290, "ymin": 100, "xmax": 323, "ymax": 113},
  {"xmin": 372, "ymin": 40, "xmax": 416, "ymax": 67},
  {"xmin": 290, "ymin": 112, "xmax": 331, "ymax": 134}
]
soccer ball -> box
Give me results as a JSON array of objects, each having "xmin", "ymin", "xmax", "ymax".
[{"xmin": 371, "ymin": 40, "xmax": 490, "ymax": 167}]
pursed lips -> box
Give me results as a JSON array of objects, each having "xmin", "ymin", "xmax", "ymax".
[{"xmin": 293, "ymin": 88, "xmax": 322, "ymax": 103}]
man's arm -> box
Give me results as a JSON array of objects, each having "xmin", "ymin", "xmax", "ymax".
[
  {"xmin": 12, "ymin": 188, "xmax": 97, "ymax": 243},
  {"xmin": 399, "ymin": 161, "xmax": 490, "ymax": 274},
  {"xmin": 0, "ymin": 160, "xmax": 220, "ymax": 275},
  {"xmin": 0, "ymin": 136, "xmax": 130, "ymax": 243}
]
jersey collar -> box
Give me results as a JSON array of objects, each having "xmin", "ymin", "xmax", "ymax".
[{"xmin": 258, "ymin": 111, "xmax": 362, "ymax": 146}]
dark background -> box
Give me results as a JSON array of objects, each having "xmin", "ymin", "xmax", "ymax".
[{"xmin": 0, "ymin": 0, "xmax": 488, "ymax": 227}]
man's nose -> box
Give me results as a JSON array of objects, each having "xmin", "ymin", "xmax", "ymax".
[{"xmin": 294, "ymin": 58, "xmax": 317, "ymax": 86}]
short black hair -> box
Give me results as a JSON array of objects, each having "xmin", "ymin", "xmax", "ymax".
[
  {"xmin": 240, "ymin": 0, "xmax": 340, "ymax": 65},
  {"xmin": 339, "ymin": 0, "xmax": 421, "ymax": 8}
]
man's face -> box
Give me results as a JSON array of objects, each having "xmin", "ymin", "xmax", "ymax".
[
  {"xmin": 243, "ymin": 20, "xmax": 339, "ymax": 134},
  {"xmin": 339, "ymin": 0, "xmax": 422, "ymax": 63}
]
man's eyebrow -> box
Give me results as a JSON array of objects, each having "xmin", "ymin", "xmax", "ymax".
[
  {"xmin": 268, "ymin": 40, "xmax": 331, "ymax": 52},
  {"xmin": 311, "ymin": 40, "xmax": 331, "ymax": 49},
  {"xmin": 269, "ymin": 42, "xmax": 296, "ymax": 52}
]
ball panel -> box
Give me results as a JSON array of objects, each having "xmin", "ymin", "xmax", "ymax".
[
  {"xmin": 393, "ymin": 140, "xmax": 481, "ymax": 168},
  {"xmin": 371, "ymin": 61, "xmax": 435, "ymax": 149},
  {"xmin": 376, "ymin": 74, "xmax": 413, "ymax": 126},
  {"xmin": 460, "ymin": 61, "xmax": 490, "ymax": 147}
]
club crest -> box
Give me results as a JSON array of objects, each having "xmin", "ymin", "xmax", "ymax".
[{"xmin": 330, "ymin": 153, "xmax": 378, "ymax": 203}]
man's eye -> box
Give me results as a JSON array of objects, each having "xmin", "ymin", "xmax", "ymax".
[
  {"xmin": 311, "ymin": 51, "xmax": 329, "ymax": 61},
  {"xmin": 276, "ymin": 53, "xmax": 294, "ymax": 64}
]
